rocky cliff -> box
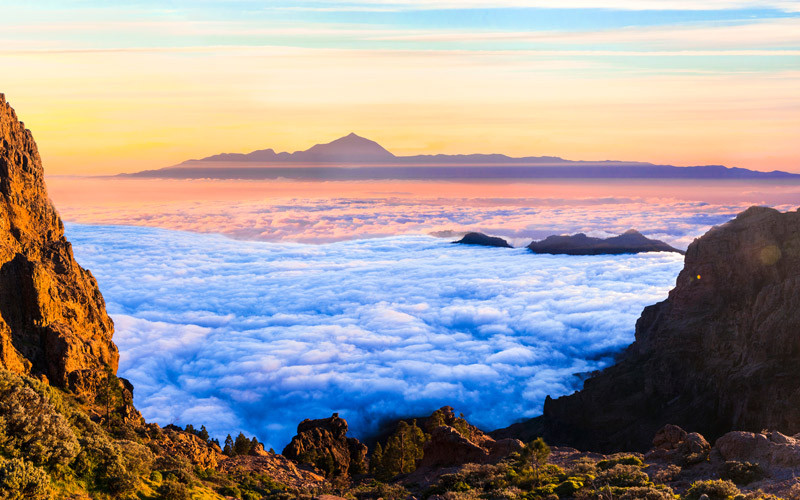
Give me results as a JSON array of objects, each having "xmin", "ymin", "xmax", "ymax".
[
  {"xmin": 282, "ymin": 413, "xmax": 368, "ymax": 477},
  {"xmin": 497, "ymin": 206, "xmax": 800, "ymax": 451},
  {"xmin": 0, "ymin": 93, "xmax": 118, "ymax": 395}
]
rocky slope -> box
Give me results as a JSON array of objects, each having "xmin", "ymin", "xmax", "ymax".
[
  {"xmin": 498, "ymin": 206, "xmax": 800, "ymax": 452},
  {"xmin": 527, "ymin": 229, "xmax": 683, "ymax": 255},
  {"xmin": 0, "ymin": 93, "xmax": 118, "ymax": 397}
]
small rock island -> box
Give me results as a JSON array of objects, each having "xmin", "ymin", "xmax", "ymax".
[
  {"xmin": 453, "ymin": 232, "xmax": 513, "ymax": 248},
  {"xmin": 527, "ymin": 229, "xmax": 683, "ymax": 255}
]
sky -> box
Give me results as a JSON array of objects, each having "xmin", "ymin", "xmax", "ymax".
[{"xmin": 1, "ymin": 1, "xmax": 798, "ymax": 174}]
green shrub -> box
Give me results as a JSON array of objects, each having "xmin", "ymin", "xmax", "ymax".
[
  {"xmin": 685, "ymin": 479, "xmax": 740, "ymax": 500},
  {"xmin": 721, "ymin": 461, "xmax": 764, "ymax": 485},
  {"xmin": 158, "ymin": 479, "xmax": 191, "ymax": 500},
  {"xmin": 618, "ymin": 485, "xmax": 676, "ymax": 499},
  {"xmin": 150, "ymin": 470, "xmax": 163, "ymax": 483},
  {"xmin": 0, "ymin": 456, "xmax": 51, "ymax": 500},
  {"xmin": 596, "ymin": 464, "xmax": 651, "ymax": 488},
  {"xmin": 597, "ymin": 455, "xmax": 645, "ymax": 470},
  {"xmin": 555, "ymin": 478, "xmax": 583, "ymax": 496},
  {"xmin": 0, "ymin": 371, "xmax": 79, "ymax": 468}
]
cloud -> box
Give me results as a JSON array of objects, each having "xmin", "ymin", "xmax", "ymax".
[{"xmin": 67, "ymin": 223, "xmax": 684, "ymax": 450}]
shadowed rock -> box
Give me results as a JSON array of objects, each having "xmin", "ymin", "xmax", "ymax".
[
  {"xmin": 527, "ymin": 229, "xmax": 683, "ymax": 255},
  {"xmin": 494, "ymin": 207, "xmax": 800, "ymax": 452},
  {"xmin": 453, "ymin": 232, "xmax": 512, "ymax": 248}
]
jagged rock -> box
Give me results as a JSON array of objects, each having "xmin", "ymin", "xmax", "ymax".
[
  {"xmin": 417, "ymin": 408, "xmax": 523, "ymax": 470},
  {"xmin": 282, "ymin": 413, "xmax": 367, "ymax": 476},
  {"xmin": 0, "ymin": 94, "xmax": 118, "ymax": 398},
  {"xmin": 453, "ymin": 232, "xmax": 512, "ymax": 248},
  {"xmin": 497, "ymin": 207, "xmax": 800, "ymax": 451},
  {"xmin": 419, "ymin": 426, "xmax": 490, "ymax": 469}
]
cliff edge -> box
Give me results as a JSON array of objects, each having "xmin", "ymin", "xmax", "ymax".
[
  {"xmin": 0, "ymin": 93, "xmax": 118, "ymax": 395},
  {"xmin": 496, "ymin": 206, "xmax": 800, "ymax": 452}
]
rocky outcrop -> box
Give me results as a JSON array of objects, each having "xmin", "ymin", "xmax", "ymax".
[
  {"xmin": 498, "ymin": 207, "xmax": 800, "ymax": 451},
  {"xmin": 453, "ymin": 232, "xmax": 512, "ymax": 248},
  {"xmin": 527, "ymin": 229, "xmax": 683, "ymax": 255},
  {"xmin": 645, "ymin": 425, "xmax": 710, "ymax": 466},
  {"xmin": 715, "ymin": 431, "xmax": 800, "ymax": 469},
  {"xmin": 0, "ymin": 94, "xmax": 118, "ymax": 397},
  {"xmin": 282, "ymin": 413, "xmax": 368, "ymax": 477}
]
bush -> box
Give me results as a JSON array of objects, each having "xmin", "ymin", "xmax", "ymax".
[
  {"xmin": 618, "ymin": 485, "xmax": 676, "ymax": 499},
  {"xmin": 597, "ymin": 455, "xmax": 645, "ymax": 470},
  {"xmin": 158, "ymin": 479, "xmax": 191, "ymax": 500},
  {"xmin": 685, "ymin": 479, "xmax": 740, "ymax": 500},
  {"xmin": 555, "ymin": 479, "xmax": 583, "ymax": 496},
  {"xmin": 596, "ymin": 464, "xmax": 651, "ymax": 488},
  {"xmin": 0, "ymin": 456, "xmax": 51, "ymax": 500},
  {"xmin": 150, "ymin": 470, "xmax": 163, "ymax": 483},
  {"xmin": 651, "ymin": 464, "xmax": 681, "ymax": 483},
  {"xmin": 0, "ymin": 370, "xmax": 79, "ymax": 467},
  {"xmin": 721, "ymin": 461, "xmax": 764, "ymax": 485}
]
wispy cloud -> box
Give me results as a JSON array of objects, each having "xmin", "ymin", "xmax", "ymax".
[{"xmin": 283, "ymin": 0, "xmax": 800, "ymax": 12}]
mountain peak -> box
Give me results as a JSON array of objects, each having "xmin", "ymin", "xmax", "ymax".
[{"xmin": 298, "ymin": 133, "xmax": 396, "ymax": 163}]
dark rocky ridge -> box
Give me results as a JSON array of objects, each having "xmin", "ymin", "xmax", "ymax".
[
  {"xmin": 527, "ymin": 229, "xmax": 683, "ymax": 255},
  {"xmin": 453, "ymin": 232, "xmax": 512, "ymax": 248},
  {"xmin": 0, "ymin": 93, "xmax": 118, "ymax": 397},
  {"xmin": 494, "ymin": 206, "xmax": 800, "ymax": 452},
  {"xmin": 282, "ymin": 413, "xmax": 368, "ymax": 477}
]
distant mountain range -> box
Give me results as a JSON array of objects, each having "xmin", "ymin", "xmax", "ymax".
[{"xmin": 124, "ymin": 133, "xmax": 799, "ymax": 180}]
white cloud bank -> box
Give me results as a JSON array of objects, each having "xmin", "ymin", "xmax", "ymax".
[{"xmin": 67, "ymin": 224, "xmax": 684, "ymax": 449}]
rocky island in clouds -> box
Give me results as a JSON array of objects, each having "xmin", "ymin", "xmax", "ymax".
[{"xmin": 126, "ymin": 133, "xmax": 800, "ymax": 181}]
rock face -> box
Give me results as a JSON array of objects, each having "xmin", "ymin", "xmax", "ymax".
[
  {"xmin": 282, "ymin": 413, "xmax": 368, "ymax": 477},
  {"xmin": 453, "ymin": 232, "xmax": 512, "ymax": 248},
  {"xmin": 527, "ymin": 229, "xmax": 683, "ymax": 255},
  {"xmin": 498, "ymin": 207, "xmax": 800, "ymax": 451},
  {"xmin": 0, "ymin": 94, "xmax": 118, "ymax": 396}
]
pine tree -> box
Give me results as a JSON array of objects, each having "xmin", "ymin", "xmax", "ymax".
[
  {"xmin": 426, "ymin": 409, "xmax": 447, "ymax": 433},
  {"xmin": 233, "ymin": 432, "xmax": 252, "ymax": 456},
  {"xmin": 184, "ymin": 424, "xmax": 195, "ymax": 435},
  {"xmin": 381, "ymin": 420, "xmax": 426, "ymax": 478},
  {"xmin": 370, "ymin": 442, "xmax": 384, "ymax": 477},
  {"xmin": 223, "ymin": 434, "xmax": 234, "ymax": 456},
  {"xmin": 198, "ymin": 425, "xmax": 210, "ymax": 443}
]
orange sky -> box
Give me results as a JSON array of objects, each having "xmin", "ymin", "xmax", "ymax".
[{"xmin": 2, "ymin": 4, "xmax": 799, "ymax": 174}]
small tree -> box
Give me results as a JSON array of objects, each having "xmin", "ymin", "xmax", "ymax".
[
  {"xmin": 223, "ymin": 434, "xmax": 234, "ymax": 456},
  {"xmin": 233, "ymin": 432, "xmax": 252, "ymax": 456},
  {"xmin": 370, "ymin": 442, "xmax": 385, "ymax": 478},
  {"xmin": 382, "ymin": 420, "xmax": 426, "ymax": 478},
  {"xmin": 198, "ymin": 426, "xmax": 210, "ymax": 443},
  {"xmin": 517, "ymin": 438, "xmax": 550, "ymax": 485}
]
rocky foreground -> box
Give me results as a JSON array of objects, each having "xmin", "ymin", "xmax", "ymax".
[{"xmin": 3, "ymin": 92, "xmax": 800, "ymax": 499}]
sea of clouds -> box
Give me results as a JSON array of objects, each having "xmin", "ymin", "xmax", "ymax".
[{"xmin": 67, "ymin": 223, "xmax": 684, "ymax": 450}]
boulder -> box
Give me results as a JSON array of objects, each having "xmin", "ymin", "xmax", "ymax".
[{"xmin": 714, "ymin": 431, "xmax": 800, "ymax": 468}]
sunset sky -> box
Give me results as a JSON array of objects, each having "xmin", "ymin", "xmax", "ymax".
[{"xmin": 1, "ymin": 1, "xmax": 799, "ymax": 174}]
